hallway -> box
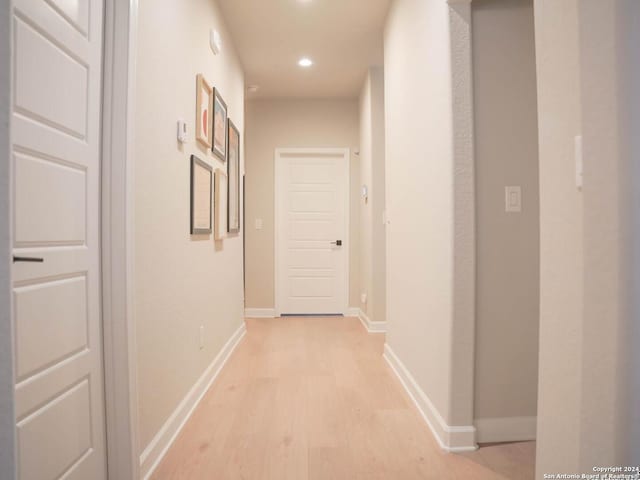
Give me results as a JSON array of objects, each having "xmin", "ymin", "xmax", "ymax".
[
  {"xmin": 152, "ymin": 317, "xmax": 535, "ymax": 479},
  {"xmin": 1, "ymin": 1, "xmax": 638, "ymax": 478}
]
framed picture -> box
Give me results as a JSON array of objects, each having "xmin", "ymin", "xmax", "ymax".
[
  {"xmin": 195, "ymin": 74, "xmax": 213, "ymax": 148},
  {"xmin": 214, "ymin": 169, "xmax": 228, "ymax": 240},
  {"xmin": 190, "ymin": 155, "xmax": 213, "ymax": 235},
  {"xmin": 212, "ymin": 89, "xmax": 228, "ymax": 160},
  {"xmin": 227, "ymin": 119, "xmax": 241, "ymax": 233}
]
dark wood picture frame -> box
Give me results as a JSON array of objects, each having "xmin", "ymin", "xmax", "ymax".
[
  {"xmin": 227, "ymin": 119, "xmax": 241, "ymax": 233},
  {"xmin": 190, "ymin": 154, "xmax": 213, "ymax": 235},
  {"xmin": 212, "ymin": 88, "xmax": 228, "ymax": 161}
]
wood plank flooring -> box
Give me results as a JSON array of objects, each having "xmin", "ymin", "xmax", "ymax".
[{"xmin": 151, "ymin": 316, "xmax": 535, "ymax": 479}]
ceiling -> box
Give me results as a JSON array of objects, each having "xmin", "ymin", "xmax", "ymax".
[{"xmin": 217, "ymin": 0, "xmax": 392, "ymax": 99}]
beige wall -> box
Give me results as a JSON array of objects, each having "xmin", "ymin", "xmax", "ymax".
[
  {"xmin": 535, "ymin": 0, "xmax": 640, "ymax": 474},
  {"xmin": 358, "ymin": 68, "xmax": 386, "ymax": 323},
  {"xmin": 134, "ymin": 0, "xmax": 245, "ymax": 451},
  {"xmin": 244, "ymin": 99, "xmax": 360, "ymax": 310},
  {"xmin": 384, "ymin": 0, "xmax": 455, "ymax": 422},
  {"xmin": 534, "ymin": 0, "xmax": 583, "ymax": 473},
  {"xmin": 576, "ymin": 0, "xmax": 639, "ymax": 469},
  {"xmin": 630, "ymin": 0, "xmax": 640, "ymax": 458},
  {"xmin": 472, "ymin": 0, "xmax": 539, "ymax": 422}
]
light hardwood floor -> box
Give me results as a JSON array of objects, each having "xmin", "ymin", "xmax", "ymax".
[{"xmin": 151, "ymin": 316, "xmax": 535, "ymax": 479}]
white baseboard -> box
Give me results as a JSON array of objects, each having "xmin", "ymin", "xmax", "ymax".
[
  {"xmin": 140, "ymin": 322, "xmax": 247, "ymax": 479},
  {"xmin": 346, "ymin": 307, "xmax": 360, "ymax": 317},
  {"xmin": 475, "ymin": 416, "xmax": 537, "ymax": 444},
  {"xmin": 346, "ymin": 307, "xmax": 387, "ymax": 333},
  {"xmin": 244, "ymin": 308, "xmax": 277, "ymax": 318},
  {"xmin": 355, "ymin": 308, "xmax": 387, "ymax": 333},
  {"xmin": 245, "ymin": 307, "xmax": 385, "ymax": 335},
  {"xmin": 383, "ymin": 343, "xmax": 477, "ymax": 452}
]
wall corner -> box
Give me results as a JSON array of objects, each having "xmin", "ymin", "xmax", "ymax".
[{"xmin": 447, "ymin": 0, "xmax": 476, "ymax": 429}]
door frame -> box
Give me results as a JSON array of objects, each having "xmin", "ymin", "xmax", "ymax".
[
  {"xmin": 101, "ymin": 0, "xmax": 140, "ymax": 478},
  {"xmin": 273, "ymin": 147, "xmax": 351, "ymax": 317},
  {"xmin": 0, "ymin": 0, "xmax": 16, "ymax": 478},
  {"xmin": 0, "ymin": 0, "xmax": 141, "ymax": 479}
]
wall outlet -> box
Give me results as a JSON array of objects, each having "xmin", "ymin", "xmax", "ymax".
[
  {"xmin": 199, "ymin": 325, "xmax": 204, "ymax": 350},
  {"xmin": 360, "ymin": 293, "xmax": 367, "ymax": 304}
]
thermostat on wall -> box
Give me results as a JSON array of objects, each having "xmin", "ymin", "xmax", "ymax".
[
  {"xmin": 177, "ymin": 119, "xmax": 188, "ymax": 143},
  {"xmin": 210, "ymin": 29, "xmax": 222, "ymax": 55}
]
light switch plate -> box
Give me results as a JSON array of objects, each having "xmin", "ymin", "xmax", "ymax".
[
  {"xmin": 505, "ymin": 186, "xmax": 522, "ymax": 213},
  {"xmin": 255, "ymin": 219, "xmax": 263, "ymax": 230}
]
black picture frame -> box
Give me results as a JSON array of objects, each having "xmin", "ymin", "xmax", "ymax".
[
  {"xmin": 212, "ymin": 88, "xmax": 228, "ymax": 161},
  {"xmin": 227, "ymin": 119, "xmax": 241, "ymax": 234},
  {"xmin": 190, "ymin": 154, "xmax": 213, "ymax": 235}
]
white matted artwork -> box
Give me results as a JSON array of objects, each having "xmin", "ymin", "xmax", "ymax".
[
  {"xmin": 191, "ymin": 155, "xmax": 213, "ymax": 234},
  {"xmin": 195, "ymin": 74, "xmax": 213, "ymax": 148},
  {"xmin": 214, "ymin": 169, "xmax": 228, "ymax": 240},
  {"xmin": 227, "ymin": 119, "xmax": 240, "ymax": 233}
]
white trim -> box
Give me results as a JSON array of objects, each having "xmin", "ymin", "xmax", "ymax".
[
  {"xmin": 274, "ymin": 147, "xmax": 351, "ymax": 316},
  {"xmin": 273, "ymin": 148, "xmax": 281, "ymax": 317},
  {"xmin": 140, "ymin": 322, "xmax": 247, "ymax": 480},
  {"xmin": 346, "ymin": 307, "xmax": 360, "ymax": 317},
  {"xmin": 0, "ymin": 0, "xmax": 15, "ymax": 477},
  {"xmin": 475, "ymin": 417, "xmax": 537, "ymax": 444},
  {"xmin": 354, "ymin": 308, "xmax": 387, "ymax": 333},
  {"xmin": 447, "ymin": 0, "xmax": 477, "ymax": 434},
  {"xmin": 383, "ymin": 344, "xmax": 477, "ymax": 452},
  {"xmin": 101, "ymin": 0, "xmax": 140, "ymax": 478},
  {"xmin": 244, "ymin": 308, "xmax": 277, "ymax": 318}
]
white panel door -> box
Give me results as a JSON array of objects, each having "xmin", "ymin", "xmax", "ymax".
[
  {"xmin": 276, "ymin": 148, "xmax": 349, "ymax": 315},
  {"xmin": 11, "ymin": 0, "xmax": 107, "ymax": 478}
]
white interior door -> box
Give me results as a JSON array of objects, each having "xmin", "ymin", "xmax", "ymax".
[
  {"xmin": 11, "ymin": 0, "xmax": 107, "ymax": 479},
  {"xmin": 275, "ymin": 148, "xmax": 350, "ymax": 315}
]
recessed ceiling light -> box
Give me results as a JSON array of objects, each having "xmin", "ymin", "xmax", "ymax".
[{"xmin": 298, "ymin": 57, "xmax": 313, "ymax": 68}]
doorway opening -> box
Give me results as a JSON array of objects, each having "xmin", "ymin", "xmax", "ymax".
[{"xmin": 472, "ymin": 0, "xmax": 540, "ymax": 448}]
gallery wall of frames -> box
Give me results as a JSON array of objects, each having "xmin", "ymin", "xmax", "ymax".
[{"xmin": 191, "ymin": 73, "xmax": 241, "ymax": 239}]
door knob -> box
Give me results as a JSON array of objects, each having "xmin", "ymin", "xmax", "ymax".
[{"xmin": 330, "ymin": 240, "xmax": 343, "ymax": 246}]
